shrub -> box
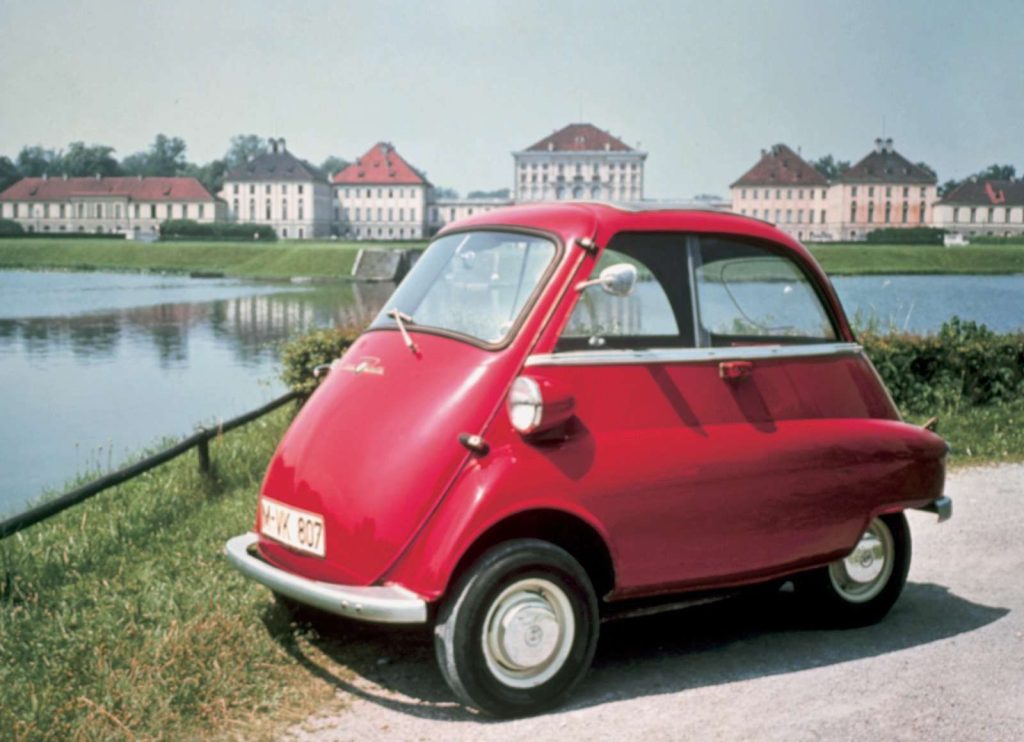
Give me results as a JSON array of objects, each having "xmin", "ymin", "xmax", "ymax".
[
  {"xmin": 861, "ymin": 317, "xmax": 1024, "ymax": 413},
  {"xmin": 159, "ymin": 219, "xmax": 277, "ymax": 242},
  {"xmin": 280, "ymin": 326, "xmax": 363, "ymax": 395},
  {"xmin": 0, "ymin": 218, "xmax": 25, "ymax": 235},
  {"xmin": 865, "ymin": 227, "xmax": 946, "ymax": 245}
]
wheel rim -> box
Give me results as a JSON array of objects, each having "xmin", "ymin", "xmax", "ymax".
[
  {"xmin": 828, "ymin": 518, "xmax": 895, "ymax": 603},
  {"xmin": 481, "ymin": 577, "xmax": 575, "ymax": 689}
]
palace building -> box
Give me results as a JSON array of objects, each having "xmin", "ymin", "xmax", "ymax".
[
  {"xmin": 513, "ymin": 123, "xmax": 647, "ymax": 203},
  {"xmin": 219, "ymin": 138, "xmax": 332, "ymax": 239},
  {"xmin": 933, "ymin": 180, "xmax": 1024, "ymax": 238},
  {"xmin": 0, "ymin": 175, "xmax": 221, "ymax": 236},
  {"xmin": 332, "ymin": 142, "xmax": 431, "ymax": 240}
]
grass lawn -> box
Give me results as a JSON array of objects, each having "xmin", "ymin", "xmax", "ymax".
[
  {"xmin": 808, "ymin": 242, "xmax": 1024, "ymax": 275},
  {"xmin": 0, "ymin": 407, "xmax": 351, "ymax": 740},
  {"xmin": 0, "ymin": 238, "xmax": 425, "ymax": 279},
  {"xmin": 0, "ymin": 238, "xmax": 1022, "ymax": 279}
]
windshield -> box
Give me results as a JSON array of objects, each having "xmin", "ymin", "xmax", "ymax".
[{"xmin": 370, "ymin": 230, "xmax": 557, "ymax": 345}]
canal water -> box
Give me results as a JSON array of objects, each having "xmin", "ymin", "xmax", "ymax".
[{"xmin": 1, "ymin": 269, "xmax": 1022, "ymax": 518}]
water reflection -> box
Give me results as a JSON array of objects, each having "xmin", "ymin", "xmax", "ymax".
[{"xmin": 0, "ymin": 273, "xmax": 395, "ymax": 518}]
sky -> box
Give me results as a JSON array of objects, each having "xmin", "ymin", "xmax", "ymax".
[{"xmin": 1, "ymin": 0, "xmax": 1021, "ymax": 198}]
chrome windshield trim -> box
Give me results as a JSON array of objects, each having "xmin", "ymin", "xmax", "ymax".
[
  {"xmin": 525, "ymin": 342, "xmax": 862, "ymax": 367},
  {"xmin": 224, "ymin": 532, "xmax": 428, "ymax": 624}
]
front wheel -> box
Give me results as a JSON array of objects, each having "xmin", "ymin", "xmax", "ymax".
[
  {"xmin": 797, "ymin": 513, "xmax": 911, "ymax": 627},
  {"xmin": 434, "ymin": 539, "xmax": 599, "ymax": 717}
]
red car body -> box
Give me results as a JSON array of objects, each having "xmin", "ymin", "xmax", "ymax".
[{"xmin": 227, "ymin": 203, "xmax": 949, "ymax": 711}]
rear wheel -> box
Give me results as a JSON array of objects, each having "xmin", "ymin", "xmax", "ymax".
[
  {"xmin": 434, "ymin": 539, "xmax": 599, "ymax": 717},
  {"xmin": 798, "ymin": 513, "xmax": 911, "ymax": 627}
]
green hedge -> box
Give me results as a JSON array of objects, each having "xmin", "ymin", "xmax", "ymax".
[
  {"xmin": 159, "ymin": 219, "xmax": 277, "ymax": 242},
  {"xmin": 862, "ymin": 318, "xmax": 1024, "ymax": 413},
  {"xmin": 0, "ymin": 218, "xmax": 25, "ymax": 235},
  {"xmin": 280, "ymin": 318, "xmax": 1024, "ymax": 415},
  {"xmin": 865, "ymin": 227, "xmax": 946, "ymax": 245},
  {"xmin": 280, "ymin": 326, "xmax": 363, "ymax": 395}
]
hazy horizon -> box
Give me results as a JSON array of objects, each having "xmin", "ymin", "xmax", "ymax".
[{"xmin": 1, "ymin": 0, "xmax": 1021, "ymax": 197}]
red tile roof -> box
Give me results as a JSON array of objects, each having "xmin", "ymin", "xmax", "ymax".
[
  {"xmin": 0, "ymin": 176, "xmax": 215, "ymax": 202},
  {"xmin": 332, "ymin": 143, "xmax": 428, "ymax": 186},
  {"xmin": 938, "ymin": 179, "xmax": 1024, "ymax": 206},
  {"xmin": 730, "ymin": 144, "xmax": 828, "ymax": 187},
  {"xmin": 524, "ymin": 123, "xmax": 634, "ymax": 153}
]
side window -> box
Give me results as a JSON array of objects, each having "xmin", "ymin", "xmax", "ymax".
[
  {"xmin": 694, "ymin": 237, "xmax": 836, "ymax": 345},
  {"xmin": 557, "ymin": 234, "xmax": 693, "ymax": 351}
]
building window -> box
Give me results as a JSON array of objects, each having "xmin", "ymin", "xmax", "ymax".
[
  {"xmin": 265, "ymin": 185, "xmax": 271, "ymax": 195},
  {"xmin": 166, "ymin": 204, "xmax": 173, "ymax": 218},
  {"xmin": 902, "ymin": 203, "xmax": 909, "ymax": 223},
  {"xmin": 918, "ymin": 204, "xmax": 926, "ymax": 224},
  {"xmin": 388, "ymin": 208, "xmax": 393, "ymax": 221},
  {"xmin": 249, "ymin": 199, "xmax": 254, "ymax": 218},
  {"xmin": 282, "ymin": 184, "xmax": 287, "ymax": 194},
  {"xmin": 97, "ymin": 203, "xmax": 103, "ymax": 218},
  {"xmin": 151, "ymin": 204, "xmax": 157, "ymax": 218},
  {"xmin": 970, "ymin": 208, "xmax": 976, "ymax": 223},
  {"xmin": 809, "ymin": 210, "xmax": 814, "ymax": 224},
  {"xmin": 820, "ymin": 209, "xmax": 826, "ymax": 223},
  {"xmin": 988, "ymin": 207, "xmax": 995, "ymax": 223},
  {"xmin": 282, "ymin": 228, "xmax": 288, "ymax": 238},
  {"xmin": 299, "ymin": 227, "xmax": 304, "ymax": 238},
  {"xmin": 852, "ymin": 186, "xmax": 858, "ymax": 197},
  {"xmin": 355, "ymin": 208, "xmax": 360, "ymax": 221},
  {"xmin": 59, "ymin": 204, "xmax": 66, "ymax": 218},
  {"xmin": 884, "ymin": 203, "xmax": 891, "ymax": 223},
  {"xmin": 850, "ymin": 202, "xmax": 857, "ymax": 222},
  {"xmin": 266, "ymin": 200, "xmax": 272, "ymax": 219},
  {"xmin": 775, "ymin": 189, "xmax": 781, "ymax": 199},
  {"xmin": 134, "ymin": 204, "xmax": 140, "ymax": 218},
  {"xmin": 920, "ymin": 187, "xmax": 927, "ymax": 197},
  {"xmin": 774, "ymin": 209, "xmax": 780, "ymax": 222},
  {"xmin": 181, "ymin": 204, "xmax": 188, "ymax": 219},
  {"xmin": 868, "ymin": 203, "xmax": 875, "ymax": 223},
  {"xmin": 282, "ymin": 201, "xmax": 288, "ymax": 220},
  {"xmin": 232, "ymin": 199, "xmax": 238, "ymax": 216},
  {"xmin": 902, "ymin": 187, "xmax": 909, "ymax": 198},
  {"xmin": 399, "ymin": 208, "xmax": 404, "ymax": 221},
  {"xmin": 233, "ymin": 184, "xmax": 239, "ymax": 195},
  {"xmin": 741, "ymin": 189, "xmax": 747, "ymax": 199},
  {"xmin": 377, "ymin": 207, "xmax": 382, "ymax": 221},
  {"xmin": 198, "ymin": 204, "xmax": 204, "ymax": 219},
  {"xmin": 249, "ymin": 185, "xmax": 255, "ymax": 195},
  {"xmin": 885, "ymin": 187, "xmax": 892, "ymax": 197},
  {"xmin": 298, "ymin": 202, "xmax": 304, "ymax": 220},
  {"xmin": 798, "ymin": 190, "xmax": 804, "ymax": 199},
  {"xmin": 868, "ymin": 186, "xmax": 875, "ymax": 198}
]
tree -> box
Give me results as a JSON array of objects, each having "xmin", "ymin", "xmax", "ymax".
[
  {"xmin": 121, "ymin": 134, "xmax": 188, "ymax": 177},
  {"xmin": 433, "ymin": 186, "xmax": 459, "ymax": 199},
  {"xmin": 939, "ymin": 179, "xmax": 961, "ymax": 198},
  {"xmin": 0, "ymin": 156, "xmax": 19, "ymax": 191},
  {"xmin": 975, "ymin": 163, "xmax": 1016, "ymax": 181},
  {"xmin": 812, "ymin": 155, "xmax": 850, "ymax": 180},
  {"xmin": 16, "ymin": 145, "xmax": 60, "ymax": 177},
  {"xmin": 59, "ymin": 141, "xmax": 121, "ymax": 177},
  {"xmin": 225, "ymin": 134, "xmax": 269, "ymax": 168},
  {"xmin": 184, "ymin": 158, "xmax": 228, "ymax": 195},
  {"xmin": 320, "ymin": 156, "xmax": 349, "ymax": 179},
  {"xmin": 467, "ymin": 188, "xmax": 511, "ymax": 199}
]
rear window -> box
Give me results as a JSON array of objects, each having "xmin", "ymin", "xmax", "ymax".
[{"xmin": 694, "ymin": 238, "xmax": 836, "ymax": 344}]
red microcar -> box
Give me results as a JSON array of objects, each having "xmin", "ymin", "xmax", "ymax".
[{"xmin": 226, "ymin": 204, "xmax": 951, "ymax": 717}]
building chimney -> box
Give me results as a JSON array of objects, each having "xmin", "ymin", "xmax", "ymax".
[
  {"xmin": 874, "ymin": 138, "xmax": 883, "ymax": 153},
  {"xmin": 279, "ymin": 138, "xmax": 286, "ymax": 152},
  {"xmin": 884, "ymin": 137, "xmax": 894, "ymax": 153},
  {"xmin": 270, "ymin": 139, "xmax": 278, "ymax": 154}
]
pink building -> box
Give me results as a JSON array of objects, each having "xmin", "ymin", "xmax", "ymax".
[{"xmin": 729, "ymin": 144, "xmax": 830, "ymax": 242}]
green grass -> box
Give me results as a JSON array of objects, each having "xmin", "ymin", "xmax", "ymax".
[
  {"xmin": 808, "ymin": 243, "xmax": 1024, "ymax": 275},
  {"xmin": 1, "ymin": 238, "xmax": 1022, "ymax": 279},
  {"xmin": 0, "ymin": 407, "xmax": 349, "ymax": 740},
  {"xmin": 911, "ymin": 399, "xmax": 1024, "ymax": 467},
  {"xmin": 0, "ymin": 238, "xmax": 425, "ymax": 279}
]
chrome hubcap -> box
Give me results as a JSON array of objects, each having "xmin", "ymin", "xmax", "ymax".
[
  {"xmin": 829, "ymin": 518, "xmax": 895, "ymax": 603},
  {"xmin": 482, "ymin": 578, "xmax": 574, "ymax": 688}
]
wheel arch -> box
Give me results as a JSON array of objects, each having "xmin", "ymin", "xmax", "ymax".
[{"xmin": 448, "ymin": 508, "xmax": 617, "ymax": 601}]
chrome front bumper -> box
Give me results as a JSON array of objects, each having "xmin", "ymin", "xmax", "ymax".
[{"xmin": 224, "ymin": 532, "xmax": 428, "ymax": 624}]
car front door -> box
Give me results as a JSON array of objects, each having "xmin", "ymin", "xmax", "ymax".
[{"xmin": 525, "ymin": 231, "xmax": 894, "ymax": 598}]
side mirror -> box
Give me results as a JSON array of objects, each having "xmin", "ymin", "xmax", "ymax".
[{"xmin": 576, "ymin": 262, "xmax": 637, "ymax": 297}]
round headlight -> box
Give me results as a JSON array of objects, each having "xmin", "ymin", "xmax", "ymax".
[{"xmin": 507, "ymin": 376, "xmax": 543, "ymax": 434}]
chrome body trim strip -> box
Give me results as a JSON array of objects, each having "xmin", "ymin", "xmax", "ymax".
[
  {"xmin": 224, "ymin": 532, "xmax": 429, "ymax": 624},
  {"xmin": 525, "ymin": 342, "xmax": 863, "ymax": 367}
]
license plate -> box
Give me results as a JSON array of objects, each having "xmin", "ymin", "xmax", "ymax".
[{"xmin": 260, "ymin": 497, "xmax": 325, "ymax": 557}]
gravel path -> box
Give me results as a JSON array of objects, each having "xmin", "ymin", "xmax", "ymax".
[{"xmin": 283, "ymin": 464, "xmax": 1024, "ymax": 741}]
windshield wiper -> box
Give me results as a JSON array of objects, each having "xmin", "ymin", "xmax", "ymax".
[{"xmin": 387, "ymin": 308, "xmax": 418, "ymax": 354}]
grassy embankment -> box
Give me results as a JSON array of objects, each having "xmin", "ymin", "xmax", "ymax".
[
  {"xmin": 0, "ymin": 238, "xmax": 425, "ymax": 280},
  {"xmin": 0, "ymin": 406, "xmax": 357, "ymax": 740},
  {"xmin": 808, "ymin": 243, "xmax": 1024, "ymax": 275},
  {"xmin": 0, "ymin": 238, "xmax": 1022, "ymax": 278}
]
